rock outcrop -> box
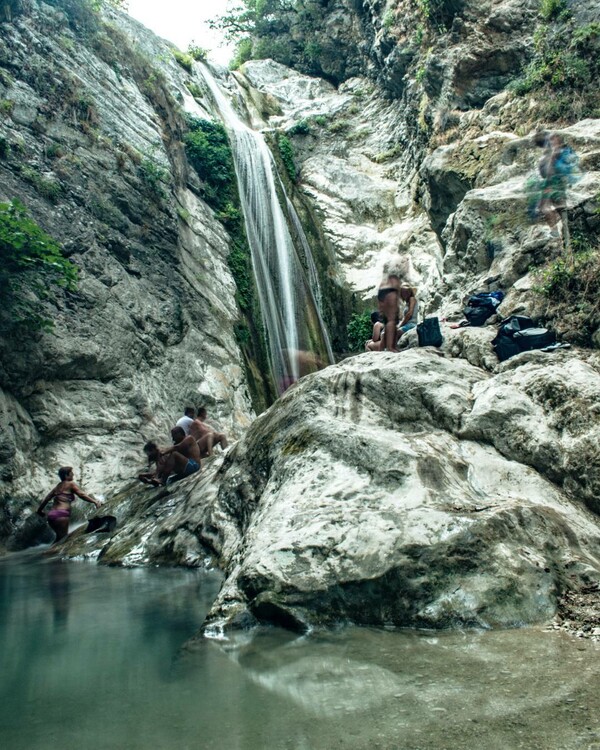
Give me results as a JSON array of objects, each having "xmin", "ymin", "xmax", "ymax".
[
  {"xmin": 57, "ymin": 349, "xmax": 600, "ymax": 633},
  {"xmin": 0, "ymin": 3, "xmax": 255, "ymax": 522}
]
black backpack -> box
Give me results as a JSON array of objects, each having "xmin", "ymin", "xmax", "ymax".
[
  {"xmin": 492, "ymin": 315, "xmax": 555, "ymax": 361},
  {"xmin": 463, "ymin": 291, "xmax": 504, "ymax": 326},
  {"xmin": 417, "ymin": 317, "xmax": 443, "ymax": 347}
]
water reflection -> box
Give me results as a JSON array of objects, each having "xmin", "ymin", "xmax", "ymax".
[{"xmin": 1, "ymin": 557, "xmax": 600, "ymax": 750}]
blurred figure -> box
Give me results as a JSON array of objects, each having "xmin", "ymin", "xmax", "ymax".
[
  {"xmin": 377, "ymin": 272, "xmax": 400, "ymax": 352},
  {"xmin": 533, "ymin": 131, "xmax": 579, "ymax": 253},
  {"xmin": 37, "ymin": 467, "xmax": 102, "ymax": 544}
]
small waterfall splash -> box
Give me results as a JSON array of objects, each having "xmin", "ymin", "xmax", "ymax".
[{"xmin": 197, "ymin": 64, "xmax": 333, "ymax": 392}]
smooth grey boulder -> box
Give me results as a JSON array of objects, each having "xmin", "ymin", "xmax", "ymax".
[{"xmin": 58, "ymin": 350, "xmax": 600, "ymax": 635}]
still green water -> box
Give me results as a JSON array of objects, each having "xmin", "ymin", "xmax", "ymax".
[{"xmin": 1, "ymin": 555, "xmax": 600, "ymax": 750}]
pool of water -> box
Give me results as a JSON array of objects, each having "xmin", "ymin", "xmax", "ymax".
[{"xmin": 1, "ymin": 554, "xmax": 600, "ymax": 750}]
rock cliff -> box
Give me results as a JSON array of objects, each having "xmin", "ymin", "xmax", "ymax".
[{"xmin": 2, "ymin": 0, "xmax": 600, "ymax": 635}]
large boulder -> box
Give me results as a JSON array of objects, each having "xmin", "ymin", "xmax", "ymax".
[{"xmin": 57, "ymin": 350, "xmax": 600, "ymax": 635}]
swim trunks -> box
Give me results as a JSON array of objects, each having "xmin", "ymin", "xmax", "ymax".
[{"xmin": 47, "ymin": 509, "xmax": 70, "ymax": 521}]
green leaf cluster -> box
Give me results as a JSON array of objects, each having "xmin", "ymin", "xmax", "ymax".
[
  {"xmin": 511, "ymin": 16, "xmax": 600, "ymax": 118},
  {"xmin": 0, "ymin": 199, "xmax": 77, "ymax": 332},
  {"xmin": 184, "ymin": 117, "xmax": 236, "ymax": 213},
  {"xmin": 346, "ymin": 310, "xmax": 373, "ymax": 352},
  {"xmin": 277, "ymin": 134, "xmax": 297, "ymax": 182}
]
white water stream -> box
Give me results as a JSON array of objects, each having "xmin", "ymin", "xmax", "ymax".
[{"xmin": 196, "ymin": 64, "xmax": 334, "ymax": 392}]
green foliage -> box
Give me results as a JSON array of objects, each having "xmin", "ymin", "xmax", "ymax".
[
  {"xmin": 414, "ymin": 0, "xmax": 463, "ymax": 30},
  {"xmin": 184, "ymin": 117, "xmax": 236, "ymax": 212},
  {"xmin": 229, "ymin": 38, "xmax": 254, "ymax": 70},
  {"xmin": 0, "ymin": 99, "xmax": 14, "ymax": 119},
  {"xmin": 20, "ymin": 166, "xmax": 63, "ymax": 203},
  {"xmin": 0, "ymin": 136, "xmax": 9, "ymax": 158},
  {"xmin": 138, "ymin": 156, "xmax": 168, "ymax": 199},
  {"xmin": 173, "ymin": 49, "xmax": 194, "ymax": 73},
  {"xmin": 328, "ymin": 119, "xmax": 350, "ymax": 134},
  {"xmin": 187, "ymin": 44, "xmax": 208, "ymax": 61},
  {"xmin": 511, "ymin": 18, "xmax": 600, "ymax": 118},
  {"xmin": 277, "ymin": 134, "xmax": 296, "ymax": 182},
  {"xmin": 533, "ymin": 240, "xmax": 600, "ymax": 346},
  {"xmin": 346, "ymin": 310, "xmax": 373, "ymax": 352},
  {"xmin": 539, "ymin": 0, "xmax": 568, "ymax": 21},
  {"xmin": 0, "ymin": 199, "xmax": 77, "ymax": 332},
  {"xmin": 287, "ymin": 119, "xmax": 311, "ymax": 136}
]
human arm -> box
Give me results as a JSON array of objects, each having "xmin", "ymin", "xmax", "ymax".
[
  {"xmin": 37, "ymin": 487, "xmax": 56, "ymax": 516},
  {"xmin": 72, "ymin": 483, "xmax": 102, "ymax": 509},
  {"xmin": 399, "ymin": 297, "xmax": 416, "ymax": 327}
]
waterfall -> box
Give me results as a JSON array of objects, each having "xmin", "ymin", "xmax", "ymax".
[{"xmin": 196, "ymin": 64, "xmax": 334, "ymax": 392}]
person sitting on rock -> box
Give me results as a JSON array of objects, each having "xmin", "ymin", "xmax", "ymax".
[
  {"xmin": 138, "ymin": 439, "xmax": 200, "ymax": 487},
  {"xmin": 396, "ymin": 284, "xmax": 419, "ymax": 344},
  {"xmin": 365, "ymin": 311, "xmax": 384, "ymax": 351},
  {"xmin": 175, "ymin": 407, "xmax": 195, "ymax": 436},
  {"xmin": 190, "ymin": 407, "xmax": 228, "ymax": 457}
]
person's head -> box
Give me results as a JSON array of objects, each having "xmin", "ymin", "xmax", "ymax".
[
  {"xmin": 58, "ymin": 466, "xmax": 73, "ymax": 481},
  {"xmin": 399, "ymin": 283, "xmax": 416, "ymax": 301},
  {"xmin": 533, "ymin": 130, "xmax": 549, "ymax": 148},
  {"xmin": 197, "ymin": 406, "xmax": 207, "ymax": 420},
  {"xmin": 171, "ymin": 426, "xmax": 185, "ymax": 444},
  {"xmin": 370, "ymin": 310, "xmax": 381, "ymax": 324},
  {"xmin": 184, "ymin": 406, "xmax": 195, "ymax": 418},
  {"xmin": 143, "ymin": 441, "xmax": 159, "ymax": 461}
]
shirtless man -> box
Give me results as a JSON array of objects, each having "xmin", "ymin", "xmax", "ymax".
[
  {"xmin": 189, "ymin": 407, "xmax": 228, "ymax": 457},
  {"xmin": 139, "ymin": 438, "xmax": 200, "ymax": 487}
]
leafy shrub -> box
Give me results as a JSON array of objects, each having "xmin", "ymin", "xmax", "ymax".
[
  {"xmin": 138, "ymin": 157, "xmax": 168, "ymax": 199},
  {"xmin": 539, "ymin": 0, "xmax": 568, "ymax": 21},
  {"xmin": 0, "ymin": 199, "xmax": 77, "ymax": 332},
  {"xmin": 287, "ymin": 119, "xmax": 311, "ymax": 136},
  {"xmin": 347, "ymin": 311, "xmax": 372, "ymax": 352},
  {"xmin": 277, "ymin": 134, "xmax": 296, "ymax": 182},
  {"xmin": 510, "ymin": 18, "xmax": 600, "ymax": 118},
  {"xmin": 184, "ymin": 117, "xmax": 236, "ymax": 212},
  {"xmin": 534, "ymin": 242, "xmax": 600, "ymax": 345},
  {"xmin": 0, "ymin": 99, "xmax": 14, "ymax": 119},
  {"xmin": 187, "ymin": 44, "xmax": 208, "ymax": 61},
  {"xmin": 229, "ymin": 38, "xmax": 253, "ymax": 70},
  {"xmin": 173, "ymin": 49, "xmax": 194, "ymax": 73}
]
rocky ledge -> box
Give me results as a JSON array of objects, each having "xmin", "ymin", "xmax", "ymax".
[{"xmin": 55, "ymin": 346, "xmax": 600, "ymax": 635}]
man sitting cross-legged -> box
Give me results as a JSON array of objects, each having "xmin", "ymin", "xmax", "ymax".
[
  {"xmin": 189, "ymin": 406, "xmax": 228, "ymax": 458},
  {"xmin": 138, "ymin": 432, "xmax": 200, "ymax": 487}
]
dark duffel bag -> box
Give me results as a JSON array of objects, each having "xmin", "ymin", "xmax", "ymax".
[
  {"xmin": 417, "ymin": 317, "xmax": 443, "ymax": 347},
  {"xmin": 497, "ymin": 315, "xmax": 535, "ymax": 338},
  {"xmin": 492, "ymin": 334, "xmax": 521, "ymax": 362},
  {"xmin": 463, "ymin": 291, "xmax": 504, "ymax": 326},
  {"xmin": 513, "ymin": 327, "xmax": 556, "ymax": 351}
]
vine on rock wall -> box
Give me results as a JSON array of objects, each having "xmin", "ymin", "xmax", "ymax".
[{"xmin": 0, "ymin": 199, "xmax": 77, "ymax": 334}]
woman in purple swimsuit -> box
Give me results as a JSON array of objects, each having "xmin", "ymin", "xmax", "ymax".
[{"xmin": 37, "ymin": 466, "xmax": 101, "ymax": 543}]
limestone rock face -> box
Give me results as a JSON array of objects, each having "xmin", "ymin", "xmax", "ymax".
[
  {"xmin": 0, "ymin": 4, "xmax": 254, "ymax": 520},
  {"xmin": 58, "ymin": 350, "xmax": 600, "ymax": 634}
]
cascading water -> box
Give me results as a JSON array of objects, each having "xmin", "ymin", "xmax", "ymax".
[{"xmin": 196, "ymin": 63, "xmax": 334, "ymax": 392}]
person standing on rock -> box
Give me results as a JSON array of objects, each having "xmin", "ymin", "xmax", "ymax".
[
  {"xmin": 175, "ymin": 407, "xmax": 195, "ymax": 436},
  {"xmin": 37, "ymin": 467, "xmax": 102, "ymax": 543},
  {"xmin": 190, "ymin": 407, "xmax": 228, "ymax": 457},
  {"xmin": 533, "ymin": 131, "xmax": 578, "ymax": 253},
  {"xmin": 377, "ymin": 272, "xmax": 401, "ymax": 352}
]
